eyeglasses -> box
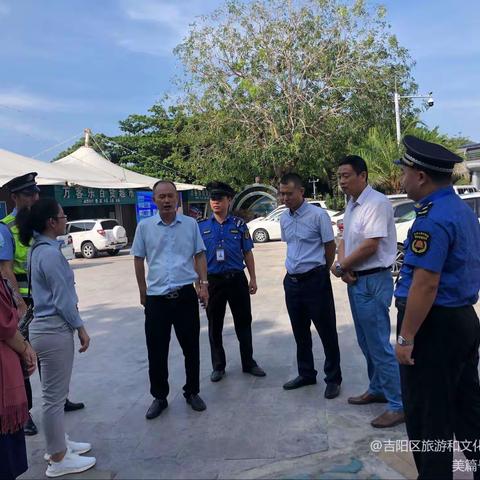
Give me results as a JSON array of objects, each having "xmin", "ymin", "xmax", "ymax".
[{"xmin": 52, "ymin": 215, "xmax": 68, "ymax": 220}]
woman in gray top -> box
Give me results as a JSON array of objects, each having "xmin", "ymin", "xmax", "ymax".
[{"xmin": 17, "ymin": 198, "xmax": 96, "ymax": 478}]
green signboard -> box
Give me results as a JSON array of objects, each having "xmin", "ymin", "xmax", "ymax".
[
  {"xmin": 185, "ymin": 189, "xmax": 209, "ymax": 201},
  {"xmin": 53, "ymin": 185, "xmax": 137, "ymax": 206}
]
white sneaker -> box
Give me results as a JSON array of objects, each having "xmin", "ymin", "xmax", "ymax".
[
  {"xmin": 44, "ymin": 435, "xmax": 92, "ymax": 461},
  {"xmin": 46, "ymin": 450, "xmax": 96, "ymax": 478}
]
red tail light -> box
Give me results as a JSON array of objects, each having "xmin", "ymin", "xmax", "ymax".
[
  {"xmin": 97, "ymin": 229, "xmax": 105, "ymax": 236},
  {"xmin": 338, "ymin": 220, "xmax": 344, "ymax": 233}
]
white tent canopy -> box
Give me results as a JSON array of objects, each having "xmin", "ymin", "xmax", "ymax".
[{"xmin": 0, "ymin": 146, "xmax": 203, "ymax": 192}]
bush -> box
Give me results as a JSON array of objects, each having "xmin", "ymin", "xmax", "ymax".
[{"xmin": 325, "ymin": 193, "xmax": 346, "ymax": 211}]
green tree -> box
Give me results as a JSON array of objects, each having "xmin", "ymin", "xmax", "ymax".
[
  {"xmin": 351, "ymin": 123, "xmax": 471, "ymax": 193},
  {"xmin": 174, "ymin": 0, "xmax": 417, "ymax": 186},
  {"xmin": 53, "ymin": 105, "xmax": 196, "ymax": 183}
]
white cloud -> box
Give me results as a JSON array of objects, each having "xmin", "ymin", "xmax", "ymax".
[
  {"xmin": 115, "ymin": 0, "xmax": 202, "ymax": 56},
  {"xmin": 0, "ymin": 90, "xmax": 69, "ymax": 112},
  {"xmin": 124, "ymin": 1, "xmax": 185, "ymax": 31},
  {"xmin": 0, "ymin": 114, "xmax": 59, "ymax": 141}
]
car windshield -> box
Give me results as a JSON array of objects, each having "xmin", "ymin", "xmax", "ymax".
[{"xmin": 396, "ymin": 210, "xmax": 416, "ymax": 223}]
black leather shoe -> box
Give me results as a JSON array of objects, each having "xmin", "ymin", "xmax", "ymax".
[
  {"xmin": 243, "ymin": 365, "xmax": 266, "ymax": 377},
  {"xmin": 24, "ymin": 414, "xmax": 38, "ymax": 436},
  {"xmin": 324, "ymin": 383, "xmax": 341, "ymax": 399},
  {"xmin": 145, "ymin": 398, "xmax": 168, "ymax": 419},
  {"xmin": 210, "ymin": 370, "xmax": 225, "ymax": 382},
  {"xmin": 283, "ymin": 376, "xmax": 316, "ymax": 390},
  {"xmin": 64, "ymin": 398, "xmax": 85, "ymax": 412},
  {"xmin": 186, "ymin": 394, "xmax": 206, "ymax": 412}
]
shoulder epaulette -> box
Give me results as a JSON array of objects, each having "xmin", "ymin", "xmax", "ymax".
[
  {"xmin": 416, "ymin": 201, "xmax": 433, "ymax": 217},
  {"xmin": 233, "ymin": 216, "xmax": 246, "ymax": 228}
]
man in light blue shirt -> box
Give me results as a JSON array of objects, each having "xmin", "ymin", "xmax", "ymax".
[
  {"xmin": 132, "ymin": 180, "xmax": 209, "ymax": 419},
  {"xmin": 279, "ymin": 173, "xmax": 342, "ymax": 399}
]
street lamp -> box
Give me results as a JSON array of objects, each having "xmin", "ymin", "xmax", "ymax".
[{"xmin": 393, "ymin": 91, "xmax": 434, "ymax": 145}]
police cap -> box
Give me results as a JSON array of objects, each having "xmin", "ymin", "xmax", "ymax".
[
  {"xmin": 394, "ymin": 135, "xmax": 463, "ymax": 174},
  {"xmin": 206, "ymin": 181, "xmax": 235, "ymax": 200},
  {"xmin": 4, "ymin": 172, "xmax": 40, "ymax": 194}
]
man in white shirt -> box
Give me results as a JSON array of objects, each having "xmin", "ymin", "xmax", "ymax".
[{"xmin": 331, "ymin": 155, "xmax": 404, "ymax": 428}]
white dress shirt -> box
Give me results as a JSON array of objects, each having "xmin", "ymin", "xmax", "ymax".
[{"xmin": 343, "ymin": 185, "xmax": 396, "ymax": 271}]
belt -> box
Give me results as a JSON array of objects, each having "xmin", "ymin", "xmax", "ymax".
[
  {"xmin": 159, "ymin": 284, "xmax": 191, "ymax": 300},
  {"xmin": 353, "ymin": 266, "xmax": 391, "ymax": 277},
  {"xmin": 287, "ymin": 265, "xmax": 325, "ymax": 281},
  {"xmin": 208, "ymin": 270, "xmax": 243, "ymax": 280}
]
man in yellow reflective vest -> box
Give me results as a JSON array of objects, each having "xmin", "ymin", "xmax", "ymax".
[{"xmin": 0, "ymin": 173, "xmax": 84, "ymax": 435}]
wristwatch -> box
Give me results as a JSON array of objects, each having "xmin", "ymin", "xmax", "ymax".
[
  {"xmin": 199, "ymin": 280, "xmax": 209, "ymax": 286},
  {"xmin": 334, "ymin": 261, "xmax": 345, "ymax": 276},
  {"xmin": 397, "ymin": 335, "xmax": 414, "ymax": 346}
]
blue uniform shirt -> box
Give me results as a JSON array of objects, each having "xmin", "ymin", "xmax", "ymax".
[
  {"xmin": 280, "ymin": 201, "xmax": 335, "ymax": 275},
  {"xmin": 131, "ymin": 213, "xmax": 206, "ymax": 295},
  {"xmin": 0, "ymin": 209, "xmax": 16, "ymax": 261},
  {"xmin": 395, "ymin": 186, "xmax": 480, "ymax": 307},
  {"xmin": 198, "ymin": 214, "xmax": 253, "ymax": 274}
]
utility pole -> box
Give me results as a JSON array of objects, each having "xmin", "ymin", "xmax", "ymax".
[
  {"xmin": 393, "ymin": 89, "xmax": 434, "ymax": 145},
  {"xmin": 309, "ymin": 178, "xmax": 319, "ymax": 198}
]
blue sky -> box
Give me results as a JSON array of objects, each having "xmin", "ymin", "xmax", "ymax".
[{"xmin": 0, "ymin": 0, "xmax": 479, "ymax": 161}]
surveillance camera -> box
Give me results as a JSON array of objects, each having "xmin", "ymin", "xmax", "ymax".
[{"xmin": 427, "ymin": 97, "xmax": 434, "ymax": 107}]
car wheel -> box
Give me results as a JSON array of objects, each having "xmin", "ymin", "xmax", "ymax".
[
  {"xmin": 253, "ymin": 228, "xmax": 269, "ymax": 243},
  {"xmin": 391, "ymin": 243, "xmax": 404, "ymax": 276},
  {"xmin": 81, "ymin": 241, "xmax": 97, "ymax": 259},
  {"xmin": 107, "ymin": 249, "xmax": 120, "ymax": 256}
]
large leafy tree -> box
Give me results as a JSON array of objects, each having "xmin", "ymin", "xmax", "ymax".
[
  {"xmin": 174, "ymin": 0, "xmax": 417, "ymax": 186},
  {"xmin": 54, "ymin": 105, "xmax": 196, "ymax": 182}
]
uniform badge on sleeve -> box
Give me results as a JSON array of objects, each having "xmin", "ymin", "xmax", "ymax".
[
  {"xmin": 244, "ymin": 230, "xmax": 251, "ymax": 240},
  {"xmin": 411, "ymin": 231, "xmax": 430, "ymax": 255}
]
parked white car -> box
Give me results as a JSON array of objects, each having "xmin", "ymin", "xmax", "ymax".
[
  {"xmin": 247, "ymin": 202, "xmax": 339, "ymax": 243},
  {"xmin": 66, "ymin": 219, "xmax": 128, "ymax": 259},
  {"xmin": 56, "ymin": 234, "xmax": 74, "ymax": 261}
]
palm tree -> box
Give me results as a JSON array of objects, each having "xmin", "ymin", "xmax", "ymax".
[
  {"xmin": 352, "ymin": 127, "xmax": 402, "ymax": 193},
  {"xmin": 351, "ymin": 123, "xmax": 471, "ymax": 193}
]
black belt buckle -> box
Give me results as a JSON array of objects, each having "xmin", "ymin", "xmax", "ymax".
[{"xmin": 165, "ymin": 290, "xmax": 180, "ymax": 299}]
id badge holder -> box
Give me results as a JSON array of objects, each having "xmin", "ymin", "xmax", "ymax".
[{"xmin": 216, "ymin": 247, "xmax": 225, "ymax": 262}]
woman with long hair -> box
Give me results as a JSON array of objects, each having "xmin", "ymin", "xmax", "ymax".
[
  {"xmin": 16, "ymin": 198, "xmax": 96, "ymax": 478},
  {"xmin": 0, "ymin": 273, "xmax": 36, "ymax": 479}
]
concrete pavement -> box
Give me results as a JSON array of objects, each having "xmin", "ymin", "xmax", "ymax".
[{"xmin": 19, "ymin": 242, "xmax": 477, "ymax": 479}]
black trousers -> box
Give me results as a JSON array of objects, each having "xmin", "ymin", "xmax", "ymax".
[
  {"xmin": 206, "ymin": 271, "xmax": 257, "ymax": 371},
  {"xmin": 144, "ymin": 285, "xmax": 200, "ymax": 399},
  {"xmin": 284, "ymin": 266, "xmax": 342, "ymax": 384},
  {"xmin": 397, "ymin": 302, "xmax": 480, "ymax": 480}
]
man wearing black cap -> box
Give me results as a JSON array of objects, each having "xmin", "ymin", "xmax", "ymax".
[
  {"xmin": 394, "ymin": 135, "xmax": 480, "ymax": 479},
  {"xmin": 198, "ymin": 181, "xmax": 265, "ymax": 382},
  {"xmin": 1, "ymin": 173, "xmax": 85, "ymax": 436}
]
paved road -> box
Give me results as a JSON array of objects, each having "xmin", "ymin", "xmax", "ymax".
[{"xmin": 20, "ymin": 242, "xmax": 478, "ymax": 479}]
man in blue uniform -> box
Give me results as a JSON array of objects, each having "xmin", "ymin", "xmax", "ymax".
[
  {"xmin": 199, "ymin": 181, "xmax": 265, "ymax": 382},
  {"xmin": 394, "ymin": 135, "xmax": 480, "ymax": 479}
]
